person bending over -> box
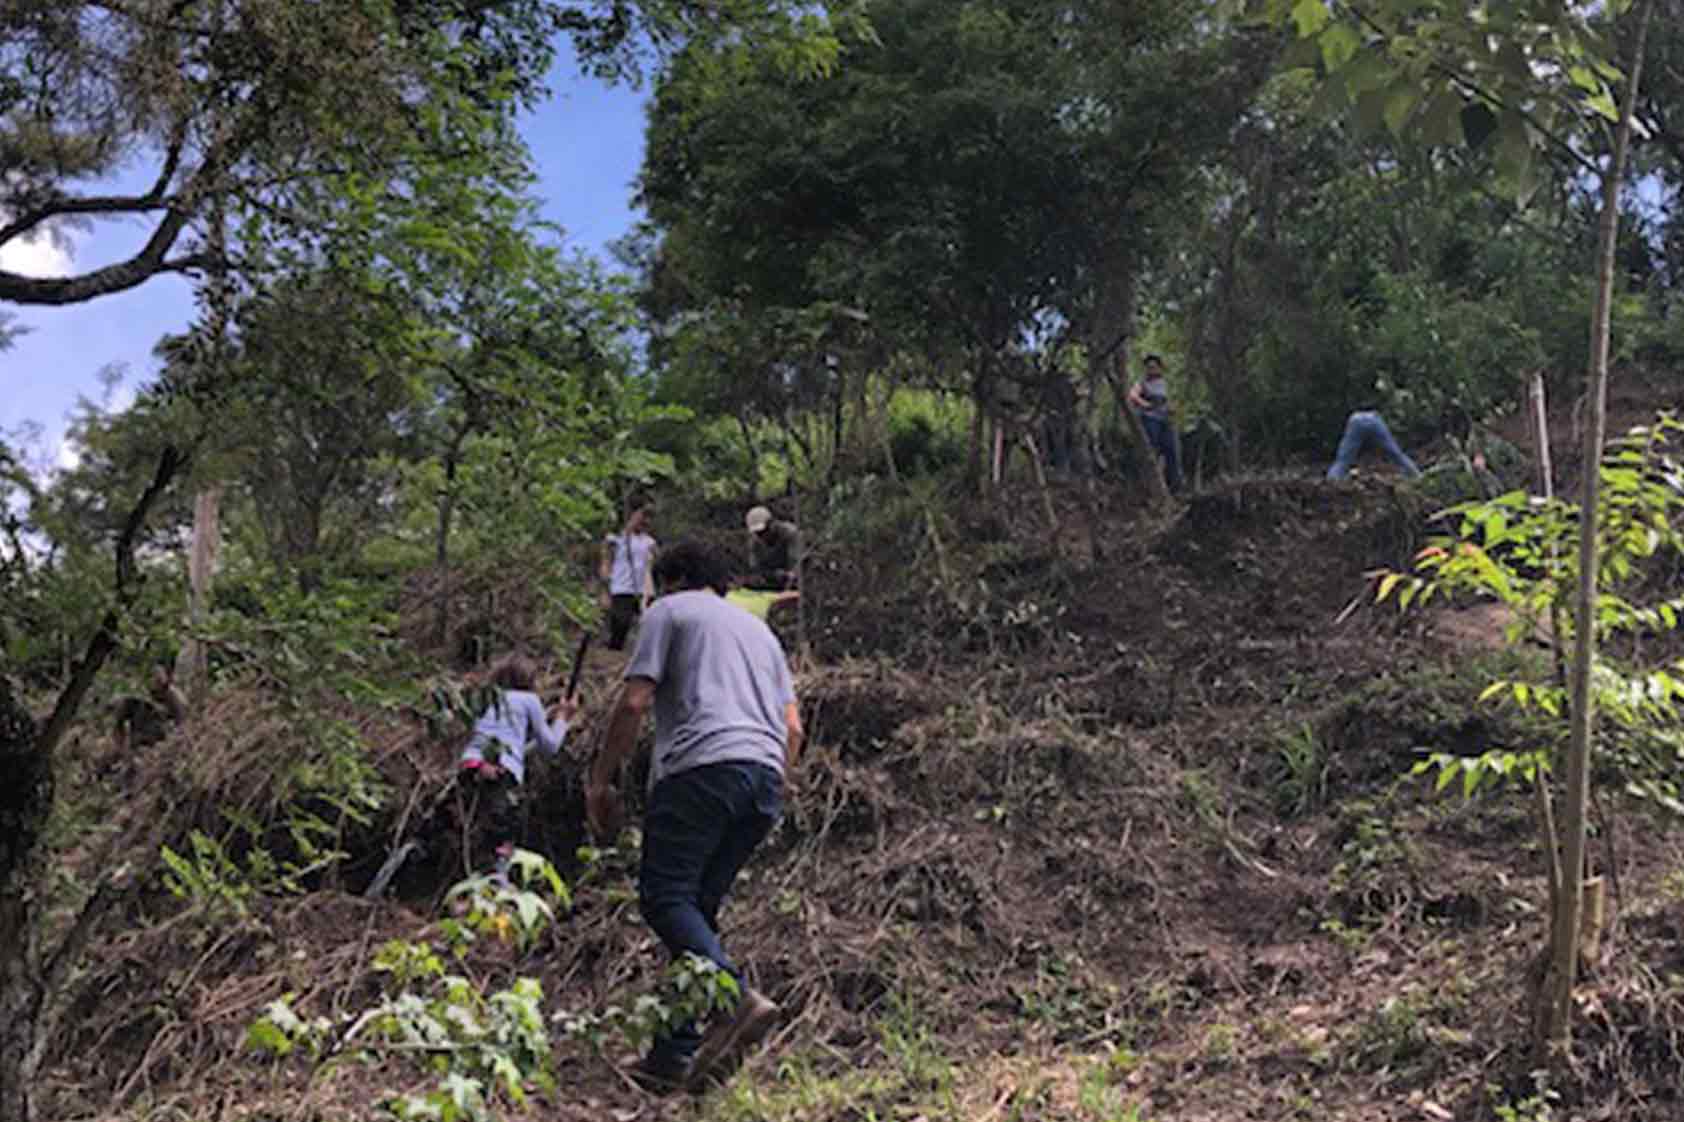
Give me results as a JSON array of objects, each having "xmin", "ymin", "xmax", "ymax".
[
  {"xmin": 1325, "ymin": 410, "xmax": 1421, "ymax": 480},
  {"xmin": 459, "ymin": 653, "xmax": 577, "ymax": 876}
]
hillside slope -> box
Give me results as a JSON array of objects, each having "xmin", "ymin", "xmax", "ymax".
[{"xmin": 41, "ymin": 472, "xmax": 1684, "ymax": 1122}]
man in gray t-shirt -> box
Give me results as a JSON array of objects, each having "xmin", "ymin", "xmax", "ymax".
[{"xmin": 587, "ymin": 541, "xmax": 803, "ymax": 1093}]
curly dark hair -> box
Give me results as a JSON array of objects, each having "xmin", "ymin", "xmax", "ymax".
[{"xmin": 652, "ymin": 540, "xmax": 731, "ymax": 596}]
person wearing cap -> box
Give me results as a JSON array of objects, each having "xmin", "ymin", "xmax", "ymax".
[{"xmin": 744, "ymin": 505, "xmax": 799, "ymax": 591}]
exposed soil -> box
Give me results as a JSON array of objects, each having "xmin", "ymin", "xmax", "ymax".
[{"xmin": 36, "ymin": 403, "xmax": 1684, "ymax": 1122}]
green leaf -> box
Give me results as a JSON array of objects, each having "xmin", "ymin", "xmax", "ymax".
[
  {"xmin": 1291, "ymin": 0, "xmax": 1331, "ymax": 37},
  {"xmin": 1319, "ymin": 23, "xmax": 1361, "ymax": 71},
  {"xmin": 1496, "ymin": 40, "xmax": 1530, "ymax": 84},
  {"xmin": 1492, "ymin": 111, "xmax": 1537, "ymax": 201},
  {"xmin": 246, "ymin": 1019, "xmax": 295, "ymax": 1057},
  {"xmin": 1399, "ymin": 579, "xmax": 1420, "ymax": 611},
  {"xmin": 1382, "ymin": 82, "xmax": 1422, "ymax": 136},
  {"xmin": 1343, "ymin": 50, "xmax": 1394, "ymax": 96},
  {"xmin": 1584, "ymin": 88, "xmax": 1619, "ymax": 122}
]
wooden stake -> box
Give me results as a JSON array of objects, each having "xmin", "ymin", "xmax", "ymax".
[{"xmin": 1528, "ymin": 372, "xmax": 1554, "ymax": 499}]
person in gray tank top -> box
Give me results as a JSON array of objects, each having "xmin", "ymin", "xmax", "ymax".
[
  {"xmin": 1125, "ymin": 353, "xmax": 1184, "ymax": 492},
  {"xmin": 587, "ymin": 541, "xmax": 804, "ymax": 1093}
]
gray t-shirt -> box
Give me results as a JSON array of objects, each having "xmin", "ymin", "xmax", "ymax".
[
  {"xmin": 1138, "ymin": 375, "xmax": 1170, "ymax": 421},
  {"xmin": 624, "ymin": 589, "xmax": 796, "ymax": 790}
]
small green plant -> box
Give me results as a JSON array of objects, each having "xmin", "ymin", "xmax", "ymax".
[
  {"xmin": 557, "ymin": 952, "xmax": 741, "ymax": 1057},
  {"xmin": 1201, "ymin": 1022, "xmax": 1239, "ymax": 1065},
  {"xmin": 1348, "ymin": 993, "xmax": 1429, "ymax": 1071},
  {"xmin": 1658, "ymin": 867, "xmax": 1684, "ymax": 903},
  {"xmin": 245, "ymin": 994, "xmax": 332, "ymax": 1059},
  {"xmin": 160, "ymin": 831, "xmax": 261, "ymax": 919},
  {"xmin": 1076, "ymin": 1051, "xmax": 1150, "ymax": 1121},
  {"xmin": 1274, "ymin": 721, "xmax": 1327, "ymax": 818},
  {"xmin": 1013, "ymin": 953, "xmax": 1124, "ymax": 1044},
  {"xmin": 878, "ymin": 995, "xmax": 955, "ymax": 1097},
  {"xmin": 440, "ymin": 849, "xmax": 571, "ymax": 956},
  {"xmin": 248, "ymin": 849, "xmax": 571, "ymax": 1122},
  {"xmin": 1325, "ymin": 799, "xmax": 1417, "ymax": 933},
  {"xmin": 1376, "ymin": 417, "xmax": 1684, "ymax": 1046},
  {"xmin": 1176, "ymin": 770, "xmax": 1229, "ymax": 843},
  {"xmin": 1377, "ymin": 417, "xmax": 1684, "ymax": 815},
  {"xmin": 1317, "ymin": 916, "xmax": 1369, "ymax": 952}
]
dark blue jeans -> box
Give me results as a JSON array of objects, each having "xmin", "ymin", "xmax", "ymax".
[
  {"xmin": 639, "ymin": 760, "xmax": 783, "ymax": 1063},
  {"xmin": 1141, "ymin": 414, "xmax": 1183, "ymax": 492}
]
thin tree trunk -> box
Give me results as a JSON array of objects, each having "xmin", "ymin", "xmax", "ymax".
[
  {"xmin": 736, "ymin": 412, "xmax": 762, "ymax": 500},
  {"xmin": 1081, "ymin": 246, "xmax": 1135, "ymax": 473},
  {"xmin": 0, "ymin": 677, "xmax": 44, "ymax": 1122},
  {"xmin": 1542, "ymin": 0, "xmax": 1654, "ymax": 1061},
  {"xmin": 434, "ymin": 423, "xmax": 471, "ymax": 650},
  {"xmin": 174, "ymin": 486, "xmax": 221, "ymax": 703},
  {"xmin": 1084, "ymin": 256, "xmax": 1169, "ymax": 508},
  {"xmin": 1528, "ymin": 373, "xmax": 1554, "ymax": 499},
  {"xmin": 827, "ymin": 367, "xmax": 847, "ymax": 495},
  {"xmin": 1021, "ymin": 432, "xmax": 1062, "ymax": 560}
]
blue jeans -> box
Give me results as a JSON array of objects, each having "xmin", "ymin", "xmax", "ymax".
[
  {"xmin": 1141, "ymin": 414, "xmax": 1183, "ymax": 491},
  {"xmin": 639, "ymin": 761, "xmax": 783, "ymax": 1063},
  {"xmin": 1326, "ymin": 411, "xmax": 1420, "ymax": 479}
]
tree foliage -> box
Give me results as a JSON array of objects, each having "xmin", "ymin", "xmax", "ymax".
[{"xmin": 639, "ymin": 0, "xmax": 1266, "ymax": 485}]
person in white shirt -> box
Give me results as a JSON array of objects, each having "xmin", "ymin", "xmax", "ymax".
[{"xmin": 600, "ymin": 504, "xmax": 657, "ymax": 650}]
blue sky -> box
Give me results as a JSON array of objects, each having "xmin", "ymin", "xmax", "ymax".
[{"xmin": 1, "ymin": 45, "xmax": 648, "ymax": 472}]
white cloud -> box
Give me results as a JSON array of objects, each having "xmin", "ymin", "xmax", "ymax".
[{"xmin": 0, "ymin": 231, "xmax": 73, "ymax": 277}]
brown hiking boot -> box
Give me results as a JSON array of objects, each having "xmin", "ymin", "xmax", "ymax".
[{"xmin": 684, "ymin": 987, "xmax": 780, "ymax": 1093}]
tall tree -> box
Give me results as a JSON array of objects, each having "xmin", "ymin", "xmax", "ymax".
[
  {"xmin": 639, "ymin": 0, "xmax": 1264, "ymax": 492},
  {"xmin": 0, "ymin": 0, "xmax": 524, "ymax": 303},
  {"xmin": 0, "ymin": 0, "xmax": 864, "ymax": 306}
]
